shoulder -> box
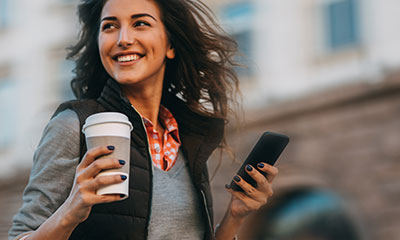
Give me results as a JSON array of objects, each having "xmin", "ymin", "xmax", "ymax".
[
  {"xmin": 52, "ymin": 99, "xmax": 105, "ymax": 124},
  {"xmin": 48, "ymin": 109, "xmax": 80, "ymax": 136}
]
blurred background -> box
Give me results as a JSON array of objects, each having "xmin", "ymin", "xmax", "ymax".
[{"xmin": 1, "ymin": 0, "xmax": 400, "ymax": 239}]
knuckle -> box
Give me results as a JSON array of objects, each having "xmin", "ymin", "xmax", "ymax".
[
  {"xmin": 96, "ymin": 176, "xmax": 107, "ymax": 186},
  {"xmin": 268, "ymin": 188, "xmax": 274, "ymax": 197},
  {"xmin": 247, "ymin": 186, "xmax": 256, "ymax": 195},
  {"xmin": 81, "ymin": 194, "xmax": 92, "ymax": 205},
  {"xmin": 271, "ymin": 167, "xmax": 279, "ymax": 176},
  {"xmin": 76, "ymin": 185, "xmax": 85, "ymax": 196},
  {"xmin": 75, "ymin": 175, "xmax": 84, "ymax": 184},
  {"xmin": 86, "ymin": 150, "xmax": 94, "ymax": 159},
  {"xmin": 92, "ymin": 161, "xmax": 102, "ymax": 170}
]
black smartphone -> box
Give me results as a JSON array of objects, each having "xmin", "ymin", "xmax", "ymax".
[{"xmin": 229, "ymin": 131, "xmax": 289, "ymax": 192}]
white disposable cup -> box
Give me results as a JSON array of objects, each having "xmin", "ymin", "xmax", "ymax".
[{"xmin": 82, "ymin": 112, "xmax": 133, "ymax": 199}]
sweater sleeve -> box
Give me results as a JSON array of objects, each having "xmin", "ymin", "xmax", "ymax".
[{"xmin": 8, "ymin": 109, "xmax": 80, "ymax": 240}]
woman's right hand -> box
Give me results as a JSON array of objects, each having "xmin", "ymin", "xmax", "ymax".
[{"xmin": 61, "ymin": 145, "xmax": 126, "ymax": 226}]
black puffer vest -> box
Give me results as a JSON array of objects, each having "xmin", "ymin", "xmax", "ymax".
[{"xmin": 52, "ymin": 79, "xmax": 224, "ymax": 240}]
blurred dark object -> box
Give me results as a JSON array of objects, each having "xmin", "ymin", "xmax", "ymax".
[{"xmin": 246, "ymin": 188, "xmax": 361, "ymax": 240}]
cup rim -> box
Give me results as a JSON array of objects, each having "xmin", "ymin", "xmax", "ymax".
[{"xmin": 82, "ymin": 112, "xmax": 133, "ymax": 133}]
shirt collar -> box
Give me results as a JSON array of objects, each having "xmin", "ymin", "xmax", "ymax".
[{"xmin": 142, "ymin": 105, "xmax": 181, "ymax": 143}]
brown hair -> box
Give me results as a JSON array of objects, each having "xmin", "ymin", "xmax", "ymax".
[{"xmin": 68, "ymin": 0, "xmax": 239, "ymax": 120}]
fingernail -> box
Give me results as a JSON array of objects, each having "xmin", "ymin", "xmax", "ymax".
[
  {"xmin": 246, "ymin": 164, "xmax": 253, "ymax": 171},
  {"xmin": 225, "ymin": 184, "xmax": 231, "ymax": 189},
  {"xmin": 234, "ymin": 175, "xmax": 241, "ymax": 182},
  {"xmin": 257, "ymin": 163, "xmax": 264, "ymax": 168},
  {"xmin": 119, "ymin": 160, "xmax": 126, "ymax": 165},
  {"xmin": 121, "ymin": 175, "xmax": 127, "ymax": 180},
  {"xmin": 107, "ymin": 146, "xmax": 115, "ymax": 150},
  {"xmin": 120, "ymin": 194, "xmax": 125, "ymax": 198}
]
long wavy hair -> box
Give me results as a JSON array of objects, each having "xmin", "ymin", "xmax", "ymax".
[{"xmin": 67, "ymin": 0, "xmax": 240, "ymax": 120}]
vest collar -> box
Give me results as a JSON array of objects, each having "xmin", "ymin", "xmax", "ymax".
[{"xmin": 97, "ymin": 78, "xmax": 225, "ymax": 181}]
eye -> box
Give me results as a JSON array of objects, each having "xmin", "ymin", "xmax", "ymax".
[
  {"xmin": 133, "ymin": 20, "xmax": 150, "ymax": 28},
  {"xmin": 101, "ymin": 23, "xmax": 117, "ymax": 31}
]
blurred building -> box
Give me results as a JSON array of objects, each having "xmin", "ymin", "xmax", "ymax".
[
  {"xmin": 203, "ymin": 0, "xmax": 400, "ymax": 239},
  {"xmin": 0, "ymin": 0, "xmax": 78, "ymax": 180},
  {"xmin": 1, "ymin": 0, "xmax": 400, "ymax": 239}
]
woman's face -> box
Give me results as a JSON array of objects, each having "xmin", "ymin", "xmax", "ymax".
[{"xmin": 98, "ymin": 0, "xmax": 175, "ymax": 88}]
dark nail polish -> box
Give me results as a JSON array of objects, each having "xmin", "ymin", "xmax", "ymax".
[
  {"xmin": 257, "ymin": 163, "xmax": 264, "ymax": 168},
  {"xmin": 246, "ymin": 164, "xmax": 253, "ymax": 171},
  {"xmin": 234, "ymin": 175, "xmax": 241, "ymax": 182},
  {"xmin": 225, "ymin": 184, "xmax": 231, "ymax": 189},
  {"xmin": 121, "ymin": 175, "xmax": 127, "ymax": 180},
  {"xmin": 119, "ymin": 160, "xmax": 126, "ymax": 165},
  {"xmin": 107, "ymin": 146, "xmax": 115, "ymax": 150},
  {"xmin": 120, "ymin": 194, "xmax": 125, "ymax": 198}
]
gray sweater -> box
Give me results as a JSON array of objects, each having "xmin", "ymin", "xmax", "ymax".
[{"xmin": 9, "ymin": 109, "xmax": 205, "ymax": 240}]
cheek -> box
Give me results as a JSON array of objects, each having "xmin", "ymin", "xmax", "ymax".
[
  {"xmin": 97, "ymin": 37, "xmax": 114, "ymax": 69},
  {"xmin": 98, "ymin": 33, "xmax": 114, "ymax": 54}
]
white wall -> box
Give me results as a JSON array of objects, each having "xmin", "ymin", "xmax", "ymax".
[
  {"xmin": 213, "ymin": 0, "xmax": 400, "ymax": 108},
  {"xmin": 0, "ymin": 0, "xmax": 79, "ymax": 179}
]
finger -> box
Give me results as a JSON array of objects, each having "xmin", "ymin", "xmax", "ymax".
[
  {"xmin": 257, "ymin": 162, "xmax": 279, "ymax": 182},
  {"xmin": 225, "ymin": 187, "xmax": 261, "ymax": 209},
  {"xmin": 225, "ymin": 187, "xmax": 248, "ymax": 201},
  {"xmin": 87, "ymin": 173, "xmax": 127, "ymax": 192},
  {"xmin": 245, "ymin": 164, "xmax": 269, "ymax": 191},
  {"xmin": 83, "ymin": 192, "xmax": 126, "ymax": 206},
  {"xmin": 81, "ymin": 158, "xmax": 125, "ymax": 179},
  {"xmin": 95, "ymin": 193, "xmax": 126, "ymax": 204},
  {"xmin": 79, "ymin": 145, "xmax": 115, "ymax": 170},
  {"xmin": 232, "ymin": 175, "xmax": 259, "ymax": 197}
]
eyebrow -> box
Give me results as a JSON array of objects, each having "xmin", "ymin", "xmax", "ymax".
[{"xmin": 101, "ymin": 13, "xmax": 157, "ymax": 22}]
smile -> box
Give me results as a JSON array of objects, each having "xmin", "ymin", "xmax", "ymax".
[
  {"xmin": 112, "ymin": 52, "xmax": 144, "ymax": 63},
  {"xmin": 118, "ymin": 54, "xmax": 141, "ymax": 62}
]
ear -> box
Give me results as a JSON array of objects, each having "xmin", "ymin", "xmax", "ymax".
[{"xmin": 166, "ymin": 45, "xmax": 175, "ymax": 59}]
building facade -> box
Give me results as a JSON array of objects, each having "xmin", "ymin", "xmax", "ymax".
[{"xmin": 1, "ymin": 0, "xmax": 400, "ymax": 239}]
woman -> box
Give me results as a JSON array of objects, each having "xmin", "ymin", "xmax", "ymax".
[{"xmin": 9, "ymin": 0, "xmax": 278, "ymax": 239}]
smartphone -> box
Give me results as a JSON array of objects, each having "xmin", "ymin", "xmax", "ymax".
[{"xmin": 229, "ymin": 131, "xmax": 289, "ymax": 192}]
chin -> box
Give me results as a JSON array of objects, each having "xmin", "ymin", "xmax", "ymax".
[{"xmin": 113, "ymin": 75, "xmax": 141, "ymax": 85}]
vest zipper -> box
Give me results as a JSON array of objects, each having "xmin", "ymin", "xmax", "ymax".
[
  {"xmin": 131, "ymin": 105, "xmax": 154, "ymax": 237},
  {"xmin": 200, "ymin": 189, "xmax": 213, "ymax": 237}
]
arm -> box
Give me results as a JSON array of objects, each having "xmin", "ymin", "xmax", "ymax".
[
  {"xmin": 215, "ymin": 163, "xmax": 278, "ymax": 239},
  {"xmin": 9, "ymin": 110, "xmax": 126, "ymax": 240},
  {"xmin": 25, "ymin": 145, "xmax": 125, "ymax": 240},
  {"xmin": 9, "ymin": 110, "xmax": 80, "ymax": 239}
]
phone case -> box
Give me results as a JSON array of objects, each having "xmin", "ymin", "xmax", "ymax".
[{"xmin": 229, "ymin": 131, "xmax": 289, "ymax": 192}]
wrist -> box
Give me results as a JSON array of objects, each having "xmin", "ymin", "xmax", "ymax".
[
  {"xmin": 215, "ymin": 207, "xmax": 247, "ymax": 240},
  {"xmin": 225, "ymin": 209, "xmax": 246, "ymax": 227},
  {"xmin": 56, "ymin": 204, "xmax": 81, "ymax": 230}
]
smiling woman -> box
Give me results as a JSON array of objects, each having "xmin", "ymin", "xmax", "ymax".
[
  {"xmin": 9, "ymin": 0, "xmax": 279, "ymax": 240},
  {"xmin": 97, "ymin": 0, "xmax": 175, "ymax": 104}
]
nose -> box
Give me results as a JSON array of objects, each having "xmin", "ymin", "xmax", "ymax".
[{"xmin": 117, "ymin": 27, "xmax": 134, "ymax": 48}]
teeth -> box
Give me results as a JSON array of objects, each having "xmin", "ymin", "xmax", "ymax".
[{"xmin": 117, "ymin": 54, "xmax": 140, "ymax": 62}]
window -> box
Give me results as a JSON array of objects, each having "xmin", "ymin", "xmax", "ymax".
[
  {"xmin": 0, "ymin": 0, "xmax": 9, "ymax": 29},
  {"xmin": 220, "ymin": 2, "xmax": 255, "ymax": 77},
  {"xmin": 324, "ymin": 0, "xmax": 360, "ymax": 50},
  {"xmin": 0, "ymin": 77, "xmax": 16, "ymax": 149}
]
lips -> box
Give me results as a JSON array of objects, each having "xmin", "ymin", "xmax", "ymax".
[{"xmin": 112, "ymin": 52, "xmax": 144, "ymax": 63}]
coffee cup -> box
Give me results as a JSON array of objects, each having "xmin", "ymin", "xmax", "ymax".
[{"xmin": 82, "ymin": 112, "xmax": 133, "ymax": 199}]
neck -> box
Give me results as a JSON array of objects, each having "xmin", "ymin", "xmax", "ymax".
[{"xmin": 121, "ymin": 81, "xmax": 163, "ymax": 129}]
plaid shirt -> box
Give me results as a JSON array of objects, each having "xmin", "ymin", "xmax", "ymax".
[{"xmin": 142, "ymin": 105, "xmax": 181, "ymax": 171}]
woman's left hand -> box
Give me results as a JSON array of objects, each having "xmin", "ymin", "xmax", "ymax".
[{"xmin": 225, "ymin": 162, "xmax": 278, "ymax": 219}]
